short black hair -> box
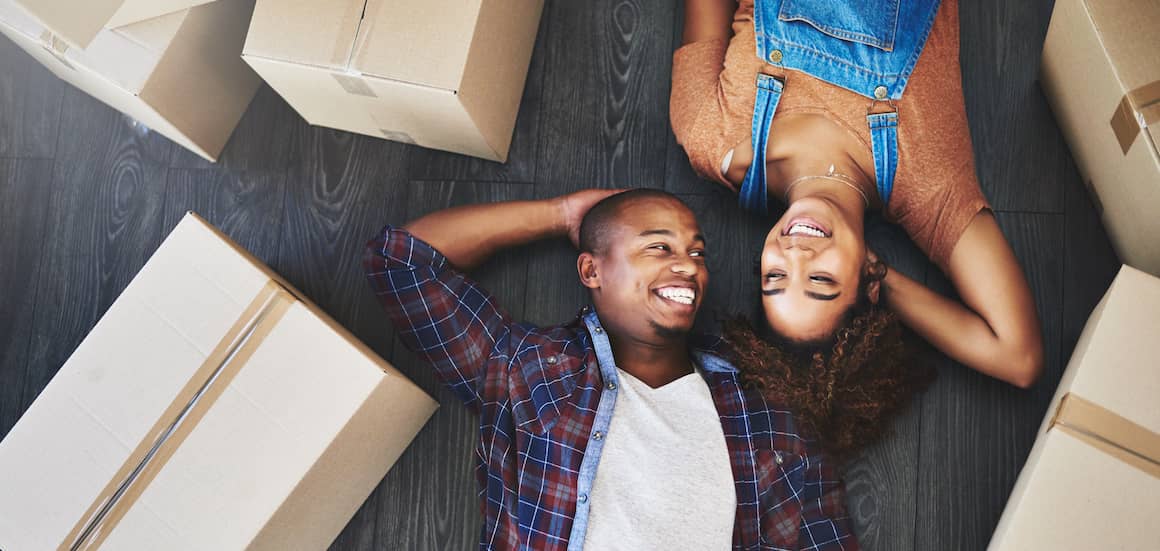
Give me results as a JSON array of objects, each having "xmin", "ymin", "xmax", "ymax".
[{"xmin": 577, "ymin": 188, "xmax": 688, "ymax": 254}]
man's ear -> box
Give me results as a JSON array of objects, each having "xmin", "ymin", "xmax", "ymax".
[{"xmin": 578, "ymin": 252, "xmax": 600, "ymax": 289}]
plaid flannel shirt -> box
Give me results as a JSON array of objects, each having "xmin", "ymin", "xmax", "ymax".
[{"xmin": 364, "ymin": 226, "xmax": 859, "ymax": 551}]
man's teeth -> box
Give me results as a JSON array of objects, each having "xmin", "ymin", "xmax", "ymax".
[
  {"xmin": 658, "ymin": 287, "xmax": 695, "ymax": 305},
  {"xmin": 787, "ymin": 223, "xmax": 826, "ymax": 237}
]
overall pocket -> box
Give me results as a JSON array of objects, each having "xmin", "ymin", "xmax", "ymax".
[{"xmin": 778, "ymin": 0, "xmax": 900, "ymax": 51}]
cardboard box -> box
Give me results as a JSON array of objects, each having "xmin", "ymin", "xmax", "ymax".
[
  {"xmin": 988, "ymin": 265, "xmax": 1160, "ymax": 550},
  {"xmin": 0, "ymin": 212, "xmax": 438, "ymax": 551},
  {"xmin": 1041, "ymin": 0, "xmax": 1160, "ymax": 276},
  {"xmin": 0, "ymin": 0, "xmax": 262, "ymax": 162},
  {"xmin": 241, "ymin": 0, "xmax": 543, "ymax": 162},
  {"xmin": 9, "ymin": 0, "xmax": 216, "ymax": 49}
]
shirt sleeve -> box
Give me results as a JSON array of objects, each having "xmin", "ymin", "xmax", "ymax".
[
  {"xmin": 363, "ymin": 225, "xmax": 517, "ymax": 413},
  {"xmin": 670, "ymin": 37, "xmax": 737, "ymax": 188},
  {"xmin": 797, "ymin": 452, "xmax": 861, "ymax": 550}
]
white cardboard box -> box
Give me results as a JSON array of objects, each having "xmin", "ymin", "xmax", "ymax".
[
  {"xmin": 988, "ymin": 265, "xmax": 1160, "ymax": 550},
  {"xmin": 1040, "ymin": 0, "xmax": 1160, "ymax": 276},
  {"xmin": 0, "ymin": 212, "xmax": 438, "ymax": 551},
  {"xmin": 0, "ymin": 0, "xmax": 262, "ymax": 162},
  {"xmin": 9, "ymin": 0, "xmax": 216, "ymax": 49},
  {"xmin": 241, "ymin": 0, "xmax": 543, "ymax": 162}
]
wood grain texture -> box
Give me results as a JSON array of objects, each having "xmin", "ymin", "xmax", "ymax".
[
  {"xmin": 161, "ymin": 169, "xmax": 287, "ymax": 263},
  {"xmin": 0, "ymin": 159, "xmax": 53, "ymax": 438},
  {"xmin": 915, "ymin": 212, "xmax": 1065, "ymax": 551},
  {"xmin": 0, "ymin": 34, "xmax": 64, "ymax": 158},
  {"xmin": 1061, "ymin": 173, "xmax": 1120, "ymax": 360},
  {"xmin": 535, "ymin": 0, "xmax": 675, "ymax": 191},
  {"xmin": 20, "ymin": 88, "xmax": 173, "ymax": 417},
  {"xmin": 957, "ymin": 0, "xmax": 1069, "ymax": 213}
]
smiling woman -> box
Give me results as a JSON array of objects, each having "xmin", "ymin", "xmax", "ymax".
[{"xmin": 672, "ymin": 0, "xmax": 1044, "ymax": 398}]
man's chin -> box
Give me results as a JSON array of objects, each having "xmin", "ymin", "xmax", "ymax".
[{"xmin": 649, "ymin": 319, "xmax": 694, "ymax": 340}]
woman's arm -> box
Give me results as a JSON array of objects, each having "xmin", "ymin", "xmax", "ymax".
[
  {"xmin": 682, "ymin": 0, "xmax": 736, "ymax": 45},
  {"xmin": 881, "ymin": 211, "xmax": 1044, "ymax": 388}
]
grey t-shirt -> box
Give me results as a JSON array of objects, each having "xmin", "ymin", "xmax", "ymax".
[{"xmin": 582, "ymin": 368, "xmax": 735, "ymax": 550}]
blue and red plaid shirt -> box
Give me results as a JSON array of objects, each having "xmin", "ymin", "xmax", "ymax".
[{"xmin": 364, "ymin": 226, "xmax": 859, "ymax": 551}]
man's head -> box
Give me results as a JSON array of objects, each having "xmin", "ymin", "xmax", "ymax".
[{"xmin": 576, "ymin": 189, "xmax": 707, "ymax": 345}]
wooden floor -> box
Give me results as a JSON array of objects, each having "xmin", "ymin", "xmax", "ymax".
[{"xmin": 0, "ymin": 1, "xmax": 1122, "ymax": 549}]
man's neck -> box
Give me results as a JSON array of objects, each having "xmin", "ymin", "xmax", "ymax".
[{"xmin": 607, "ymin": 334, "xmax": 694, "ymax": 389}]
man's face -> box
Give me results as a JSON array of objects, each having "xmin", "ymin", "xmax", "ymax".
[{"xmin": 583, "ymin": 197, "xmax": 708, "ymax": 344}]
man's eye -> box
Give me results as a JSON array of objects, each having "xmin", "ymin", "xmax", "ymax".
[
  {"xmin": 649, "ymin": 244, "xmax": 670, "ymax": 251},
  {"xmin": 690, "ymin": 250, "xmax": 707, "ymax": 258},
  {"xmin": 765, "ymin": 272, "xmax": 784, "ymax": 280},
  {"xmin": 810, "ymin": 275, "xmax": 834, "ymax": 283}
]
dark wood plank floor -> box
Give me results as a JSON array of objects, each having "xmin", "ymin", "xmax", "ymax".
[{"xmin": 0, "ymin": 1, "xmax": 1122, "ymax": 549}]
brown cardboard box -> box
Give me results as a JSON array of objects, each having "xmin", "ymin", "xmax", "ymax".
[
  {"xmin": 241, "ymin": 0, "xmax": 543, "ymax": 162},
  {"xmin": 9, "ymin": 0, "xmax": 216, "ymax": 49},
  {"xmin": 0, "ymin": 0, "xmax": 262, "ymax": 162},
  {"xmin": 988, "ymin": 265, "xmax": 1160, "ymax": 550},
  {"xmin": 0, "ymin": 212, "xmax": 438, "ymax": 551},
  {"xmin": 1041, "ymin": 0, "xmax": 1160, "ymax": 276}
]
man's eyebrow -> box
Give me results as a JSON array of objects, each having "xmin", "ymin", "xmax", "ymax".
[
  {"xmin": 638, "ymin": 229, "xmax": 706, "ymax": 244},
  {"xmin": 761, "ymin": 288, "xmax": 784, "ymax": 296}
]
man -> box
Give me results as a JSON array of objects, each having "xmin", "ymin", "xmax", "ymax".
[{"xmin": 364, "ymin": 188, "xmax": 857, "ymax": 550}]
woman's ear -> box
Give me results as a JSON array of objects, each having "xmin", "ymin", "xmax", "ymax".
[
  {"xmin": 866, "ymin": 279, "xmax": 882, "ymax": 304},
  {"xmin": 577, "ymin": 252, "xmax": 600, "ymax": 289}
]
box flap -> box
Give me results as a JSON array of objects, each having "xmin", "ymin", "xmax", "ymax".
[
  {"xmin": 10, "ymin": 0, "xmax": 125, "ymax": 47},
  {"xmin": 243, "ymin": 0, "xmax": 366, "ymax": 70},
  {"xmin": 350, "ymin": 0, "xmax": 481, "ymax": 90},
  {"xmin": 1084, "ymin": 0, "xmax": 1160, "ymax": 90},
  {"xmin": 105, "ymin": 0, "xmax": 214, "ymax": 29}
]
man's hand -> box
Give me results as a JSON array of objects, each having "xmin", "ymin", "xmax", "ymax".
[{"xmin": 558, "ymin": 189, "xmax": 626, "ymax": 248}]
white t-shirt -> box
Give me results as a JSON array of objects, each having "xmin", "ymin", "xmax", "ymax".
[{"xmin": 582, "ymin": 368, "xmax": 736, "ymax": 550}]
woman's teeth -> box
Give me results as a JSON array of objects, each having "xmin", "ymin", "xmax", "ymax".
[
  {"xmin": 657, "ymin": 287, "xmax": 695, "ymax": 305},
  {"xmin": 787, "ymin": 223, "xmax": 826, "ymax": 237}
]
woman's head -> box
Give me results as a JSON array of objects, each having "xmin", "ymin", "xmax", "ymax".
[
  {"xmin": 721, "ymin": 305, "xmax": 933, "ymax": 463},
  {"xmin": 759, "ymin": 196, "xmax": 877, "ymax": 344}
]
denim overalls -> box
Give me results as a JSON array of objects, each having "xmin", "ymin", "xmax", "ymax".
[{"xmin": 738, "ymin": 0, "xmax": 942, "ymax": 215}]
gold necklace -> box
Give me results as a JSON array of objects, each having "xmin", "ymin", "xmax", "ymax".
[{"xmin": 782, "ymin": 164, "xmax": 870, "ymax": 207}]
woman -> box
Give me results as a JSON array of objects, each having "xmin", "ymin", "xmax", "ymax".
[{"xmin": 672, "ymin": 0, "xmax": 1043, "ymax": 458}]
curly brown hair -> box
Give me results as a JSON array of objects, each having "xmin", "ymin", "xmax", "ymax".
[{"xmin": 721, "ymin": 263, "xmax": 935, "ymax": 464}]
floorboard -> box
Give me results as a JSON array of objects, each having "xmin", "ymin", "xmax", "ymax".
[{"xmin": 0, "ymin": 35, "xmax": 63, "ymax": 159}]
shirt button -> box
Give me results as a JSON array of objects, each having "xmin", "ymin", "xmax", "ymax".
[
  {"xmin": 874, "ymin": 85, "xmax": 888, "ymax": 99},
  {"xmin": 594, "ymin": 326, "xmax": 603, "ymax": 333},
  {"xmin": 578, "ymin": 494, "xmax": 588, "ymax": 504},
  {"xmin": 775, "ymin": 452, "xmax": 784, "ymax": 465},
  {"xmin": 768, "ymin": 49, "xmax": 783, "ymax": 63},
  {"xmin": 593, "ymin": 431, "xmax": 604, "ymax": 440},
  {"xmin": 606, "ymin": 381, "xmax": 617, "ymax": 391},
  {"xmin": 546, "ymin": 355, "xmax": 557, "ymax": 365}
]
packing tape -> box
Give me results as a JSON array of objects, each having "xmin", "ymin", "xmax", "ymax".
[
  {"xmin": 60, "ymin": 281, "xmax": 295, "ymax": 550},
  {"xmin": 1049, "ymin": 393, "xmax": 1160, "ymax": 480},
  {"xmin": 1110, "ymin": 80, "xmax": 1160, "ymax": 155}
]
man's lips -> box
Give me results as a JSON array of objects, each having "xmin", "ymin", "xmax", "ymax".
[{"xmin": 653, "ymin": 285, "xmax": 697, "ymax": 306}]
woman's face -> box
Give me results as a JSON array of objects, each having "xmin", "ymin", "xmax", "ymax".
[{"xmin": 759, "ymin": 197, "xmax": 866, "ymax": 342}]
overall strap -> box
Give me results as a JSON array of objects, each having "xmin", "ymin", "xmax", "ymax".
[
  {"xmin": 867, "ymin": 110, "xmax": 899, "ymax": 206},
  {"xmin": 738, "ymin": 74, "xmax": 785, "ymax": 216}
]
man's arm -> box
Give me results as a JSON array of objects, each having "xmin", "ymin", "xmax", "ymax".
[
  {"xmin": 797, "ymin": 454, "xmax": 860, "ymax": 550},
  {"xmin": 403, "ymin": 189, "xmax": 621, "ymax": 270},
  {"xmin": 364, "ymin": 190, "xmax": 620, "ymax": 410}
]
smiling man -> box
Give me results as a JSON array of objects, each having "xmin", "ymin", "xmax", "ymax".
[{"xmin": 364, "ymin": 188, "xmax": 858, "ymax": 550}]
